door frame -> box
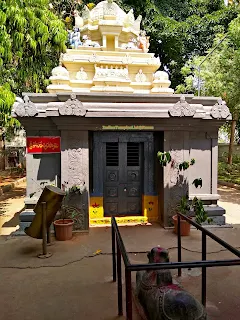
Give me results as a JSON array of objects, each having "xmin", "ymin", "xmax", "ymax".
[{"xmin": 92, "ymin": 132, "xmax": 155, "ymax": 216}]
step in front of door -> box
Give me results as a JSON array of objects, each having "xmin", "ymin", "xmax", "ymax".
[{"xmin": 90, "ymin": 216, "xmax": 148, "ymax": 226}]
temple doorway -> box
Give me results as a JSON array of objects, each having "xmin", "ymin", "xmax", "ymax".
[
  {"xmin": 104, "ymin": 140, "xmax": 143, "ymax": 216},
  {"xmin": 91, "ymin": 131, "xmax": 155, "ymax": 218}
]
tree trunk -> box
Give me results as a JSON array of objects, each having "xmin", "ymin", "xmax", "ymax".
[{"xmin": 228, "ymin": 119, "xmax": 236, "ymax": 165}]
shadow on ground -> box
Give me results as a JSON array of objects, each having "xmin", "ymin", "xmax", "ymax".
[
  {"xmin": 2, "ymin": 210, "xmax": 21, "ymax": 228},
  {"xmin": 0, "ymin": 187, "xmax": 26, "ymax": 203}
]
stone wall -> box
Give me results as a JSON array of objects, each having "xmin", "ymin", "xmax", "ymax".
[{"xmin": 162, "ymin": 129, "xmax": 224, "ymax": 227}]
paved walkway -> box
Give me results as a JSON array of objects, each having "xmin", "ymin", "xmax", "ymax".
[
  {"xmin": 0, "ymin": 183, "xmax": 240, "ymax": 319},
  {"xmin": 0, "ymin": 225, "xmax": 240, "ymax": 320}
]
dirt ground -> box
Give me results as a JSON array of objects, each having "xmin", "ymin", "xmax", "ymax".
[
  {"xmin": 0, "ymin": 182, "xmax": 25, "ymax": 235},
  {"xmin": 0, "ymin": 169, "xmax": 25, "ymax": 186}
]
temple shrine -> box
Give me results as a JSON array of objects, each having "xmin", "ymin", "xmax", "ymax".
[{"xmin": 12, "ymin": 0, "xmax": 231, "ymax": 232}]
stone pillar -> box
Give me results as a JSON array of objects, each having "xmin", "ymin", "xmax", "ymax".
[
  {"xmin": 115, "ymin": 35, "xmax": 119, "ymax": 48},
  {"xmin": 102, "ymin": 35, "xmax": 107, "ymax": 48},
  {"xmin": 61, "ymin": 130, "xmax": 89, "ymax": 231},
  {"xmin": 188, "ymin": 130, "xmax": 225, "ymax": 224}
]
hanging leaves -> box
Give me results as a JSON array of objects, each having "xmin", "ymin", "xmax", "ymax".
[
  {"xmin": 157, "ymin": 151, "xmax": 172, "ymax": 166},
  {"xmin": 179, "ymin": 159, "xmax": 195, "ymax": 171},
  {"xmin": 0, "ymin": 0, "xmax": 67, "ymax": 131},
  {"xmin": 192, "ymin": 178, "xmax": 203, "ymax": 188}
]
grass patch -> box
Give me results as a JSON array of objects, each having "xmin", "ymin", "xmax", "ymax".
[{"xmin": 219, "ymin": 153, "xmax": 240, "ymax": 185}]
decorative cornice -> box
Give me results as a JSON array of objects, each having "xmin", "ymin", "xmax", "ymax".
[
  {"xmin": 59, "ymin": 93, "xmax": 86, "ymax": 116},
  {"xmin": 13, "ymin": 96, "xmax": 38, "ymax": 117},
  {"xmin": 211, "ymin": 99, "xmax": 230, "ymax": 119},
  {"xmin": 169, "ymin": 96, "xmax": 195, "ymax": 117}
]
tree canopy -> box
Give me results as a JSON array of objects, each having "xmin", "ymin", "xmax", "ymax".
[
  {"xmin": 0, "ymin": 0, "xmax": 67, "ymax": 96},
  {"xmin": 0, "ymin": 0, "xmax": 67, "ymax": 141}
]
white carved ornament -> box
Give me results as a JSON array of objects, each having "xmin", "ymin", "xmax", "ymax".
[
  {"xmin": 13, "ymin": 95, "xmax": 38, "ymax": 117},
  {"xmin": 211, "ymin": 99, "xmax": 230, "ymax": 119},
  {"xmin": 94, "ymin": 65, "xmax": 130, "ymax": 80},
  {"xmin": 76, "ymin": 67, "xmax": 88, "ymax": 80},
  {"xmin": 169, "ymin": 96, "xmax": 195, "ymax": 117},
  {"xmin": 135, "ymin": 69, "xmax": 146, "ymax": 82},
  {"xmin": 59, "ymin": 93, "xmax": 86, "ymax": 117}
]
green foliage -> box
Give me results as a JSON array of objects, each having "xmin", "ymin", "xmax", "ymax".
[
  {"xmin": 0, "ymin": 85, "xmax": 18, "ymax": 129},
  {"xmin": 192, "ymin": 197, "xmax": 211, "ymax": 224},
  {"xmin": 179, "ymin": 159, "xmax": 195, "ymax": 171},
  {"xmin": 177, "ymin": 12, "xmax": 240, "ymax": 121},
  {"xmin": 178, "ymin": 194, "xmax": 190, "ymax": 215},
  {"xmin": 218, "ymin": 155, "xmax": 240, "ymax": 184},
  {"xmin": 192, "ymin": 178, "xmax": 203, "ymax": 188},
  {"xmin": 157, "ymin": 151, "xmax": 171, "ymax": 166},
  {"xmin": 0, "ymin": 0, "xmax": 67, "ymax": 132}
]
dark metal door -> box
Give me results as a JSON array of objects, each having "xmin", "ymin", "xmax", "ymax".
[{"xmin": 104, "ymin": 141, "xmax": 142, "ymax": 216}]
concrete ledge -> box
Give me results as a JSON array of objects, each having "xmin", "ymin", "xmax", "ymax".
[
  {"xmin": 218, "ymin": 180, "xmax": 240, "ymax": 190},
  {"xmin": 0, "ymin": 177, "xmax": 26, "ymax": 195}
]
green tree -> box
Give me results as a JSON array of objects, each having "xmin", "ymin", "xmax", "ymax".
[
  {"xmin": 0, "ymin": 0, "xmax": 67, "ymax": 168},
  {"xmin": 176, "ymin": 14, "xmax": 240, "ymax": 164}
]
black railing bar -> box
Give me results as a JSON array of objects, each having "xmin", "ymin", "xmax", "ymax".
[
  {"xmin": 127, "ymin": 259, "xmax": 240, "ymax": 272},
  {"xmin": 177, "ymin": 212, "xmax": 240, "ymax": 258},
  {"xmin": 111, "ymin": 217, "xmax": 131, "ymax": 267}
]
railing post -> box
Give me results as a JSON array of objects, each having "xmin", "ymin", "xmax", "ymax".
[
  {"xmin": 112, "ymin": 219, "xmax": 116, "ymax": 282},
  {"xmin": 117, "ymin": 242, "xmax": 123, "ymax": 316},
  {"xmin": 202, "ymin": 232, "xmax": 207, "ymax": 307},
  {"xmin": 125, "ymin": 269, "xmax": 132, "ymax": 320},
  {"xmin": 177, "ymin": 214, "xmax": 182, "ymax": 277}
]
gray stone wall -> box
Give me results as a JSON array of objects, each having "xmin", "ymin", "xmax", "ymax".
[
  {"xmin": 25, "ymin": 129, "xmax": 60, "ymax": 207},
  {"xmin": 163, "ymin": 131, "xmax": 187, "ymax": 226},
  {"xmin": 162, "ymin": 129, "xmax": 224, "ymax": 227}
]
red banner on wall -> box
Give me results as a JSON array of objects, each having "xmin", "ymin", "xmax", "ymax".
[{"xmin": 27, "ymin": 137, "xmax": 61, "ymax": 154}]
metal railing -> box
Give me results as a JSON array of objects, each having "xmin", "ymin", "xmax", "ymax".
[{"xmin": 111, "ymin": 214, "xmax": 240, "ymax": 320}]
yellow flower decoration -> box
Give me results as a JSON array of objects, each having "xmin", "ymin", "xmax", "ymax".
[
  {"xmin": 65, "ymin": 16, "xmax": 71, "ymax": 23},
  {"xmin": 87, "ymin": 3, "xmax": 95, "ymax": 10}
]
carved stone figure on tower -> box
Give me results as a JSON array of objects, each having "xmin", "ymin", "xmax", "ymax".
[
  {"xmin": 137, "ymin": 31, "xmax": 150, "ymax": 53},
  {"xmin": 82, "ymin": 35, "xmax": 100, "ymax": 48},
  {"xmin": 68, "ymin": 27, "xmax": 82, "ymax": 49}
]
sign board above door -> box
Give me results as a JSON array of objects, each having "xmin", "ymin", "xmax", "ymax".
[
  {"xmin": 27, "ymin": 137, "xmax": 61, "ymax": 154},
  {"xmin": 102, "ymin": 125, "xmax": 154, "ymax": 130}
]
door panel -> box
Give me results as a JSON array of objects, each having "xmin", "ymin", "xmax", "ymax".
[{"xmin": 104, "ymin": 140, "xmax": 142, "ymax": 216}]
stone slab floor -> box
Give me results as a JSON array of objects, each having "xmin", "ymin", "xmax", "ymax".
[{"xmin": 0, "ymin": 224, "xmax": 240, "ymax": 320}]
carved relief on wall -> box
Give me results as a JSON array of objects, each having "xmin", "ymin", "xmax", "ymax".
[
  {"xmin": 13, "ymin": 95, "xmax": 38, "ymax": 117},
  {"xmin": 169, "ymin": 96, "xmax": 195, "ymax": 117},
  {"xmin": 94, "ymin": 64, "xmax": 130, "ymax": 81},
  {"xmin": 211, "ymin": 99, "xmax": 230, "ymax": 119},
  {"xmin": 59, "ymin": 93, "xmax": 86, "ymax": 116},
  {"xmin": 66, "ymin": 133, "xmax": 87, "ymax": 188},
  {"xmin": 76, "ymin": 67, "xmax": 88, "ymax": 80},
  {"xmin": 135, "ymin": 69, "xmax": 147, "ymax": 82}
]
